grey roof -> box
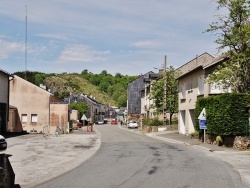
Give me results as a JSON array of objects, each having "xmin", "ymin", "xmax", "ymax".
[{"xmin": 0, "ymin": 68, "xmax": 12, "ymax": 77}]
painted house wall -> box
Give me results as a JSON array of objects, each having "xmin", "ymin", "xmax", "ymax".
[
  {"xmin": 177, "ymin": 54, "xmax": 231, "ymax": 135},
  {"xmin": 9, "ymin": 75, "xmax": 51, "ymax": 133},
  {"xmin": 177, "ymin": 53, "xmax": 214, "ymax": 135},
  {"xmin": 70, "ymin": 109, "xmax": 78, "ymax": 120},
  {"xmin": 178, "ymin": 68, "xmax": 205, "ymax": 134},
  {"xmin": 50, "ymin": 103, "xmax": 69, "ymax": 133},
  {"xmin": 0, "ymin": 72, "xmax": 9, "ymax": 103},
  {"xmin": 0, "ymin": 70, "xmax": 10, "ymax": 134},
  {"xmin": 8, "ymin": 107, "xmax": 23, "ymax": 132}
]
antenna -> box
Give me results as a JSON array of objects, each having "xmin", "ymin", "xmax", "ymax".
[{"xmin": 25, "ymin": 2, "xmax": 27, "ymax": 80}]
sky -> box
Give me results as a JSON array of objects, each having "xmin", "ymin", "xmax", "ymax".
[{"xmin": 0, "ymin": 0, "xmax": 222, "ymax": 76}]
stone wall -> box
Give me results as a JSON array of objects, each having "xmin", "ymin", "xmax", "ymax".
[{"xmin": 233, "ymin": 136, "xmax": 250, "ymax": 150}]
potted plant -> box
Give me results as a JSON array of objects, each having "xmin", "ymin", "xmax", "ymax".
[{"xmin": 143, "ymin": 118, "xmax": 152, "ymax": 133}]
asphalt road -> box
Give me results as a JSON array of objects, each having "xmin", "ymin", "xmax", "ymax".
[{"xmin": 36, "ymin": 124, "xmax": 245, "ymax": 188}]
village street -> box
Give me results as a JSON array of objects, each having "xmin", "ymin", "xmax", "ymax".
[{"xmin": 4, "ymin": 124, "xmax": 250, "ymax": 188}]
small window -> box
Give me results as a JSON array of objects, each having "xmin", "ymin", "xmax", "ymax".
[
  {"xmin": 181, "ymin": 83, "xmax": 186, "ymax": 99},
  {"xmin": 188, "ymin": 80, "xmax": 193, "ymax": 90},
  {"xmin": 21, "ymin": 114, "xmax": 27, "ymax": 122},
  {"xmin": 31, "ymin": 114, "xmax": 38, "ymax": 123},
  {"xmin": 198, "ymin": 76, "xmax": 204, "ymax": 95}
]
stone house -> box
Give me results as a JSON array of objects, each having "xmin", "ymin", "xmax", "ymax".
[
  {"xmin": 66, "ymin": 93, "xmax": 109, "ymax": 123},
  {"xmin": 127, "ymin": 72, "xmax": 156, "ymax": 122},
  {"xmin": 176, "ymin": 53, "xmax": 230, "ymax": 135}
]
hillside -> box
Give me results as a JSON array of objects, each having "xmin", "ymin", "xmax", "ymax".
[
  {"xmin": 13, "ymin": 70, "xmax": 137, "ymax": 107},
  {"xmin": 43, "ymin": 74, "xmax": 117, "ymax": 105}
]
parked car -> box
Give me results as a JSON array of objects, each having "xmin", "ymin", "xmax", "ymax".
[
  {"xmin": 0, "ymin": 135, "xmax": 7, "ymax": 151},
  {"xmin": 77, "ymin": 121, "xmax": 83, "ymax": 128},
  {"xmin": 128, "ymin": 121, "xmax": 138, "ymax": 129},
  {"xmin": 103, "ymin": 119, "xmax": 108, "ymax": 124},
  {"xmin": 98, "ymin": 120, "xmax": 104, "ymax": 125},
  {"xmin": 111, "ymin": 119, "xmax": 117, "ymax": 125}
]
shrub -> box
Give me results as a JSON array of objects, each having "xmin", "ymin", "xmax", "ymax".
[
  {"xmin": 143, "ymin": 117, "xmax": 163, "ymax": 126},
  {"xmin": 190, "ymin": 130, "xmax": 199, "ymax": 139},
  {"xmin": 195, "ymin": 93, "xmax": 250, "ymax": 136}
]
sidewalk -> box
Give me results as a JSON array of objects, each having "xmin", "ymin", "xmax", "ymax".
[
  {"xmin": 146, "ymin": 130, "xmax": 250, "ymax": 153},
  {"xmin": 3, "ymin": 127, "xmax": 101, "ymax": 188},
  {"xmin": 148, "ymin": 130, "xmax": 250, "ymax": 154}
]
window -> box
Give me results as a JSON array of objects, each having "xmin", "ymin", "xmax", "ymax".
[
  {"xmin": 31, "ymin": 114, "xmax": 38, "ymax": 123},
  {"xmin": 181, "ymin": 83, "xmax": 186, "ymax": 99},
  {"xmin": 22, "ymin": 114, "xmax": 27, "ymax": 122},
  {"xmin": 188, "ymin": 80, "xmax": 193, "ymax": 90},
  {"xmin": 198, "ymin": 76, "xmax": 204, "ymax": 95}
]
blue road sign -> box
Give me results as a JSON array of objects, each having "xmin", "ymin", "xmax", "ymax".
[{"xmin": 199, "ymin": 119, "xmax": 207, "ymax": 129}]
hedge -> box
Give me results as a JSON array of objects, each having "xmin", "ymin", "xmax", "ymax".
[{"xmin": 195, "ymin": 93, "xmax": 250, "ymax": 136}]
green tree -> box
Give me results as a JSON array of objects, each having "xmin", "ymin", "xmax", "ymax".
[
  {"xmin": 34, "ymin": 73, "xmax": 46, "ymax": 85},
  {"xmin": 100, "ymin": 70, "xmax": 108, "ymax": 76},
  {"xmin": 70, "ymin": 102, "xmax": 88, "ymax": 119},
  {"xmin": 117, "ymin": 94, "xmax": 127, "ymax": 107},
  {"xmin": 205, "ymin": 0, "xmax": 250, "ymax": 93},
  {"xmin": 149, "ymin": 66, "xmax": 179, "ymax": 124}
]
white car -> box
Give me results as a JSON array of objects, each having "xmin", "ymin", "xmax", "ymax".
[
  {"xmin": 0, "ymin": 135, "xmax": 7, "ymax": 151},
  {"xmin": 98, "ymin": 120, "xmax": 104, "ymax": 125},
  {"xmin": 128, "ymin": 121, "xmax": 138, "ymax": 129}
]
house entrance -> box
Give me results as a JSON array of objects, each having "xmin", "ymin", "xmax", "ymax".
[{"xmin": 0, "ymin": 103, "xmax": 7, "ymax": 134}]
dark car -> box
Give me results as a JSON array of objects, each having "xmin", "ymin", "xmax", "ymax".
[{"xmin": 0, "ymin": 135, "xmax": 7, "ymax": 151}]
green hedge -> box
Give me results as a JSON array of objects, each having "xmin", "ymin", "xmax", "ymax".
[
  {"xmin": 195, "ymin": 93, "xmax": 250, "ymax": 136},
  {"xmin": 143, "ymin": 117, "xmax": 163, "ymax": 126}
]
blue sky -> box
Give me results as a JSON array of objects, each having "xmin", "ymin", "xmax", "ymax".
[{"xmin": 0, "ymin": 0, "xmax": 221, "ymax": 76}]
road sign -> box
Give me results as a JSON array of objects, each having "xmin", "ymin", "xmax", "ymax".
[
  {"xmin": 81, "ymin": 114, "xmax": 87, "ymax": 120},
  {"xmin": 199, "ymin": 119, "xmax": 207, "ymax": 129},
  {"xmin": 198, "ymin": 108, "xmax": 206, "ymax": 120}
]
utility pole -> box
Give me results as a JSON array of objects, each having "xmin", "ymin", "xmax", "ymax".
[
  {"xmin": 25, "ymin": 2, "xmax": 27, "ymax": 80},
  {"xmin": 163, "ymin": 55, "xmax": 167, "ymax": 127}
]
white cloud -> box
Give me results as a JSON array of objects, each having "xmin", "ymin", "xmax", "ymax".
[
  {"xmin": 131, "ymin": 40, "xmax": 162, "ymax": 49},
  {"xmin": 57, "ymin": 45, "xmax": 110, "ymax": 63},
  {"xmin": 35, "ymin": 33, "xmax": 71, "ymax": 41},
  {"xmin": 0, "ymin": 40, "xmax": 23, "ymax": 59}
]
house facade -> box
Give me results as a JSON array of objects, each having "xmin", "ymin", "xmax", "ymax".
[
  {"xmin": 141, "ymin": 72, "xmax": 158, "ymax": 120},
  {"xmin": 127, "ymin": 72, "xmax": 156, "ymax": 122},
  {"xmin": 176, "ymin": 53, "xmax": 230, "ymax": 135},
  {"xmin": 65, "ymin": 93, "xmax": 110, "ymax": 123},
  {"xmin": 9, "ymin": 75, "xmax": 68, "ymax": 134},
  {"xmin": 0, "ymin": 69, "xmax": 12, "ymax": 135}
]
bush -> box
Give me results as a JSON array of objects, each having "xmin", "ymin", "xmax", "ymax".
[
  {"xmin": 143, "ymin": 117, "xmax": 163, "ymax": 126},
  {"xmin": 190, "ymin": 130, "xmax": 199, "ymax": 139},
  {"xmin": 195, "ymin": 93, "xmax": 250, "ymax": 136}
]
